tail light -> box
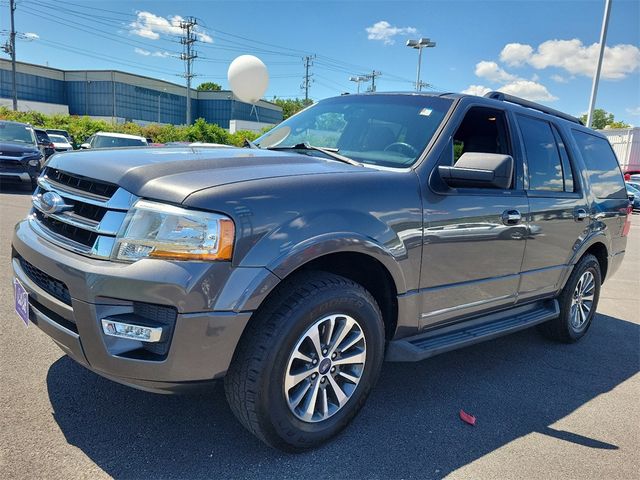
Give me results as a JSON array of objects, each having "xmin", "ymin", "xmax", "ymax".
[{"xmin": 622, "ymin": 204, "xmax": 632, "ymax": 237}]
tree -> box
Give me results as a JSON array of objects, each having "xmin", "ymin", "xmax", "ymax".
[
  {"xmin": 196, "ymin": 82, "xmax": 222, "ymax": 92},
  {"xmin": 273, "ymin": 98, "xmax": 313, "ymax": 119},
  {"xmin": 580, "ymin": 109, "xmax": 630, "ymax": 130}
]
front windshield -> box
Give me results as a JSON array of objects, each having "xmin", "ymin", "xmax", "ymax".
[
  {"xmin": 93, "ymin": 136, "xmax": 146, "ymax": 148},
  {"xmin": 254, "ymin": 94, "xmax": 453, "ymax": 167},
  {"xmin": 0, "ymin": 123, "xmax": 37, "ymax": 145}
]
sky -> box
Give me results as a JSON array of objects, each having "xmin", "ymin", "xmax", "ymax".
[{"xmin": 1, "ymin": 0, "xmax": 639, "ymax": 122}]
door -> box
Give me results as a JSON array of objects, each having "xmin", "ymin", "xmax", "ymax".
[
  {"xmin": 420, "ymin": 105, "xmax": 528, "ymax": 328},
  {"xmin": 515, "ymin": 114, "xmax": 589, "ymax": 300}
]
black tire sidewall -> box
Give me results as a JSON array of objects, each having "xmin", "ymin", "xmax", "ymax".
[
  {"xmin": 256, "ymin": 284, "xmax": 384, "ymax": 451},
  {"xmin": 559, "ymin": 257, "xmax": 601, "ymax": 341}
]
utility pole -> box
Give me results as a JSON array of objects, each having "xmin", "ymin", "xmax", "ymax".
[
  {"xmin": 302, "ymin": 55, "xmax": 315, "ymax": 102},
  {"xmin": 365, "ymin": 71, "xmax": 382, "ymax": 92},
  {"xmin": 180, "ymin": 17, "xmax": 198, "ymax": 125},
  {"xmin": 586, "ymin": 0, "xmax": 612, "ymax": 128},
  {"xmin": 8, "ymin": 0, "xmax": 17, "ymax": 110}
]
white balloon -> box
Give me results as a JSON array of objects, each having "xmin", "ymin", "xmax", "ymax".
[{"xmin": 227, "ymin": 55, "xmax": 269, "ymax": 104}]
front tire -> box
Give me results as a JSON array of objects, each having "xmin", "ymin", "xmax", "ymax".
[
  {"xmin": 539, "ymin": 254, "xmax": 601, "ymax": 343},
  {"xmin": 224, "ymin": 271, "xmax": 385, "ymax": 451}
]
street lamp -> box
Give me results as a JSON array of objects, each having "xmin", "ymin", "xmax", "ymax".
[
  {"xmin": 406, "ymin": 38, "xmax": 436, "ymax": 92},
  {"xmin": 349, "ymin": 75, "xmax": 368, "ymax": 94}
]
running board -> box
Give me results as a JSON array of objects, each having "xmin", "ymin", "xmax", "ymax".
[{"xmin": 386, "ymin": 300, "xmax": 559, "ymax": 362}]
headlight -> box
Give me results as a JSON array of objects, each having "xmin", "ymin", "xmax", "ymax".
[
  {"xmin": 28, "ymin": 159, "xmax": 40, "ymax": 167},
  {"xmin": 113, "ymin": 200, "xmax": 235, "ymax": 262}
]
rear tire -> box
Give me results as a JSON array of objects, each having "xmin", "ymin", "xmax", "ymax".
[
  {"xmin": 538, "ymin": 254, "xmax": 601, "ymax": 343},
  {"xmin": 224, "ymin": 271, "xmax": 385, "ymax": 452}
]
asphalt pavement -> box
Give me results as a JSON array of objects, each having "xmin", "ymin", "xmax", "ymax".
[{"xmin": 1, "ymin": 184, "xmax": 638, "ymax": 480}]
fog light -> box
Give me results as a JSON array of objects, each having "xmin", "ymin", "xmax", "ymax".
[{"xmin": 101, "ymin": 319, "xmax": 163, "ymax": 342}]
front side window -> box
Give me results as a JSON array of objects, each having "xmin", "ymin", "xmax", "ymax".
[
  {"xmin": 572, "ymin": 130, "xmax": 626, "ymax": 199},
  {"xmin": 254, "ymin": 94, "xmax": 453, "ymax": 168},
  {"xmin": 518, "ymin": 115, "xmax": 565, "ymax": 192}
]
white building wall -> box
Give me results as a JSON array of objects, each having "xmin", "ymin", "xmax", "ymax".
[
  {"xmin": 229, "ymin": 119, "xmax": 274, "ymax": 133},
  {"xmin": 0, "ymin": 98, "xmax": 69, "ymax": 115},
  {"xmin": 600, "ymin": 127, "xmax": 640, "ymax": 172}
]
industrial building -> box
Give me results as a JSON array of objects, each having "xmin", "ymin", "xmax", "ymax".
[{"xmin": 0, "ymin": 59, "xmax": 282, "ymax": 131}]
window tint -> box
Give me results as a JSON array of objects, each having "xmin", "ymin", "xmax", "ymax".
[
  {"xmin": 518, "ymin": 115, "xmax": 564, "ymax": 191},
  {"xmin": 573, "ymin": 130, "xmax": 626, "ymax": 199}
]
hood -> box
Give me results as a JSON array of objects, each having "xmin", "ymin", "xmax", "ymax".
[
  {"xmin": 0, "ymin": 141, "xmax": 40, "ymax": 158},
  {"xmin": 45, "ymin": 147, "xmax": 361, "ymax": 204}
]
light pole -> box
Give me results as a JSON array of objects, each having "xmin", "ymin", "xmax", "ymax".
[
  {"xmin": 586, "ymin": 0, "xmax": 612, "ymax": 128},
  {"xmin": 406, "ymin": 38, "xmax": 436, "ymax": 92},
  {"xmin": 349, "ymin": 75, "xmax": 368, "ymax": 93}
]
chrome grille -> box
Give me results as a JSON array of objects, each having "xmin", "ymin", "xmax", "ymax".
[{"xmin": 30, "ymin": 168, "xmax": 137, "ymax": 259}]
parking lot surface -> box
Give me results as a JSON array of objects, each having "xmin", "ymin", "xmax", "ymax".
[{"xmin": 1, "ymin": 185, "xmax": 638, "ymax": 480}]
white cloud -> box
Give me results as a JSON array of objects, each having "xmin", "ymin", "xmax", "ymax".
[
  {"xmin": 500, "ymin": 43, "xmax": 533, "ymax": 66},
  {"xmin": 134, "ymin": 47, "xmax": 173, "ymax": 58},
  {"xmin": 475, "ymin": 61, "xmax": 519, "ymax": 83},
  {"xmin": 498, "ymin": 80, "xmax": 558, "ymax": 102},
  {"xmin": 499, "ymin": 39, "xmax": 640, "ymax": 80},
  {"xmin": 23, "ymin": 32, "xmax": 39, "ymax": 40},
  {"xmin": 461, "ymin": 85, "xmax": 492, "ymax": 96},
  {"xmin": 550, "ymin": 74, "xmax": 568, "ymax": 83},
  {"xmin": 130, "ymin": 11, "xmax": 212, "ymax": 43},
  {"xmin": 365, "ymin": 20, "xmax": 417, "ymax": 45},
  {"xmin": 462, "ymin": 80, "xmax": 557, "ymax": 102},
  {"xmin": 626, "ymin": 106, "xmax": 640, "ymax": 116}
]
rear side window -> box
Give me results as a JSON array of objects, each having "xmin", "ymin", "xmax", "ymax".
[
  {"xmin": 518, "ymin": 115, "xmax": 568, "ymax": 192},
  {"xmin": 572, "ymin": 130, "xmax": 626, "ymax": 199}
]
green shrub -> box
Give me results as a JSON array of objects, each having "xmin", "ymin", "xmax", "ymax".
[{"xmin": 0, "ymin": 107, "xmax": 265, "ymax": 146}]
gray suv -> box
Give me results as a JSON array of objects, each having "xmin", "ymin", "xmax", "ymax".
[{"xmin": 11, "ymin": 92, "xmax": 631, "ymax": 451}]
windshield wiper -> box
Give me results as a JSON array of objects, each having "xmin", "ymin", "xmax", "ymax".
[{"xmin": 269, "ymin": 143, "xmax": 362, "ymax": 167}]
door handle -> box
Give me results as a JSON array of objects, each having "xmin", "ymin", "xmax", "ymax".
[
  {"xmin": 574, "ymin": 208, "xmax": 588, "ymax": 221},
  {"xmin": 502, "ymin": 209, "xmax": 521, "ymax": 225}
]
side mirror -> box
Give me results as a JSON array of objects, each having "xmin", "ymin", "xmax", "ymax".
[
  {"xmin": 80, "ymin": 143, "xmax": 91, "ymax": 149},
  {"xmin": 439, "ymin": 152, "xmax": 513, "ymax": 190}
]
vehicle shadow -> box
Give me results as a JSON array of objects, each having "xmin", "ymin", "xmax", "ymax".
[
  {"xmin": 47, "ymin": 313, "xmax": 638, "ymax": 479},
  {"xmin": 0, "ymin": 183, "xmax": 33, "ymax": 195}
]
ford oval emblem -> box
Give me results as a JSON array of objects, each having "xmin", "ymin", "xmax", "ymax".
[{"xmin": 39, "ymin": 191, "xmax": 72, "ymax": 214}]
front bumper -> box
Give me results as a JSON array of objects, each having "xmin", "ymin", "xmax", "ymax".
[
  {"xmin": 0, "ymin": 167, "xmax": 34, "ymax": 183},
  {"xmin": 11, "ymin": 219, "xmax": 277, "ymax": 393}
]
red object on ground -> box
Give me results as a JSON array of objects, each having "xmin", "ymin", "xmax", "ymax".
[{"xmin": 459, "ymin": 409, "xmax": 476, "ymax": 426}]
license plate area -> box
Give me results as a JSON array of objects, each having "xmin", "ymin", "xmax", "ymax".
[{"xmin": 14, "ymin": 277, "xmax": 30, "ymax": 326}]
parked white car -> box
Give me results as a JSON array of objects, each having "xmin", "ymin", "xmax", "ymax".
[
  {"xmin": 47, "ymin": 134, "xmax": 73, "ymax": 152},
  {"xmin": 81, "ymin": 132, "xmax": 148, "ymax": 149}
]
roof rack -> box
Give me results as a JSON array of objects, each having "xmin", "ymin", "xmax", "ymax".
[{"xmin": 483, "ymin": 91, "xmax": 583, "ymax": 125}]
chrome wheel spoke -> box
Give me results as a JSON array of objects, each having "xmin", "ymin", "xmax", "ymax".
[
  {"xmin": 301, "ymin": 380, "xmax": 321, "ymax": 421},
  {"xmin": 321, "ymin": 387, "xmax": 329, "ymax": 419},
  {"xmin": 333, "ymin": 350, "xmax": 366, "ymax": 366},
  {"xmin": 338, "ymin": 370, "xmax": 359, "ymax": 384},
  {"xmin": 292, "ymin": 350, "xmax": 314, "ymax": 364},
  {"xmin": 327, "ymin": 374, "xmax": 348, "ymax": 407},
  {"xmin": 285, "ymin": 313, "xmax": 366, "ymax": 423},
  {"xmin": 330, "ymin": 316, "xmax": 355, "ymax": 355},
  {"xmin": 339, "ymin": 331, "xmax": 364, "ymax": 354},
  {"xmin": 307, "ymin": 324, "xmax": 323, "ymax": 358},
  {"xmin": 285, "ymin": 368, "xmax": 314, "ymax": 391},
  {"xmin": 289, "ymin": 381, "xmax": 312, "ymax": 409}
]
